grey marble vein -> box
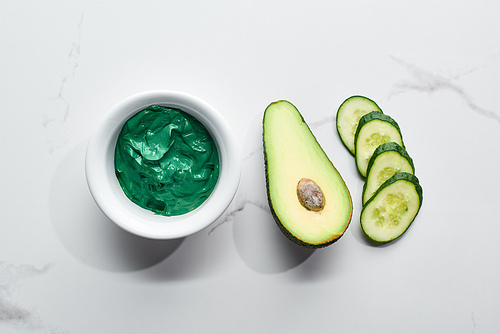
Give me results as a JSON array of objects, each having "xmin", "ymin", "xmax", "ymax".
[
  {"xmin": 210, "ymin": 112, "xmax": 336, "ymax": 236},
  {"xmin": 471, "ymin": 311, "xmax": 477, "ymax": 334},
  {"xmin": 391, "ymin": 56, "xmax": 500, "ymax": 123},
  {"xmin": 208, "ymin": 199, "xmax": 270, "ymax": 235},
  {"xmin": 0, "ymin": 262, "xmax": 61, "ymax": 333},
  {"xmin": 43, "ymin": 13, "xmax": 84, "ymax": 153},
  {"xmin": 242, "ymin": 146, "xmax": 262, "ymax": 162},
  {"xmin": 309, "ymin": 115, "xmax": 335, "ymax": 129}
]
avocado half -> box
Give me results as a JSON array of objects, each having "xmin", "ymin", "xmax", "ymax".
[{"xmin": 263, "ymin": 100, "xmax": 353, "ymax": 248}]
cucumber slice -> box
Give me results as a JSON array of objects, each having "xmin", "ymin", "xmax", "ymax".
[
  {"xmin": 355, "ymin": 111, "xmax": 403, "ymax": 177},
  {"xmin": 336, "ymin": 96, "xmax": 382, "ymax": 155},
  {"xmin": 361, "ymin": 172, "xmax": 422, "ymax": 243},
  {"xmin": 362, "ymin": 142, "xmax": 414, "ymax": 205}
]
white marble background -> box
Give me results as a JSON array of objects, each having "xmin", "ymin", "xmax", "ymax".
[{"xmin": 1, "ymin": 0, "xmax": 500, "ymax": 333}]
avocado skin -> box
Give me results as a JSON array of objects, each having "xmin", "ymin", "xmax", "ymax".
[
  {"xmin": 264, "ymin": 149, "xmax": 347, "ymax": 249},
  {"xmin": 262, "ymin": 100, "xmax": 352, "ymax": 249}
]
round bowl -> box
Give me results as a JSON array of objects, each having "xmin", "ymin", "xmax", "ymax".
[{"xmin": 85, "ymin": 90, "xmax": 241, "ymax": 239}]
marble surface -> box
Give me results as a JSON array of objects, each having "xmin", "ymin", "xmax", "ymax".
[{"xmin": 1, "ymin": 1, "xmax": 500, "ymax": 333}]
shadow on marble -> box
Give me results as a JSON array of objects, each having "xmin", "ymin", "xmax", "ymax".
[
  {"xmin": 232, "ymin": 200, "xmax": 315, "ymax": 274},
  {"xmin": 285, "ymin": 244, "xmax": 347, "ymax": 282},
  {"xmin": 133, "ymin": 230, "xmax": 222, "ymax": 281},
  {"xmin": 49, "ymin": 142, "xmax": 183, "ymax": 273},
  {"xmin": 229, "ymin": 114, "xmax": 316, "ymax": 274}
]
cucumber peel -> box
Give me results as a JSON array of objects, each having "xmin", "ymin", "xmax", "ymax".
[
  {"xmin": 354, "ymin": 111, "xmax": 404, "ymax": 177},
  {"xmin": 336, "ymin": 96, "xmax": 382, "ymax": 155},
  {"xmin": 363, "ymin": 142, "xmax": 414, "ymax": 205},
  {"xmin": 335, "ymin": 96, "xmax": 424, "ymax": 243},
  {"xmin": 361, "ymin": 172, "xmax": 423, "ymax": 243}
]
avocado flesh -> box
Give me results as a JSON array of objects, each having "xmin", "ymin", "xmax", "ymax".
[{"xmin": 263, "ymin": 100, "xmax": 353, "ymax": 248}]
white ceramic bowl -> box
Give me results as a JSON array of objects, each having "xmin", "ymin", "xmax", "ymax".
[{"xmin": 85, "ymin": 90, "xmax": 241, "ymax": 239}]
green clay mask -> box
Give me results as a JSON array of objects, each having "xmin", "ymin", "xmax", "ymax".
[{"xmin": 114, "ymin": 105, "xmax": 220, "ymax": 216}]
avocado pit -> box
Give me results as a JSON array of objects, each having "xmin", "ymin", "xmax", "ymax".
[{"xmin": 297, "ymin": 178, "xmax": 325, "ymax": 211}]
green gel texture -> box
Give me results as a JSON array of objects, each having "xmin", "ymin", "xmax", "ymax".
[{"xmin": 114, "ymin": 105, "xmax": 220, "ymax": 216}]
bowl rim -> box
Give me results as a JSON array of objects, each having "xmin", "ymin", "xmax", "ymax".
[{"xmin": 85, "ymin": 90, "xmax": 241, "ymax": 239}]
